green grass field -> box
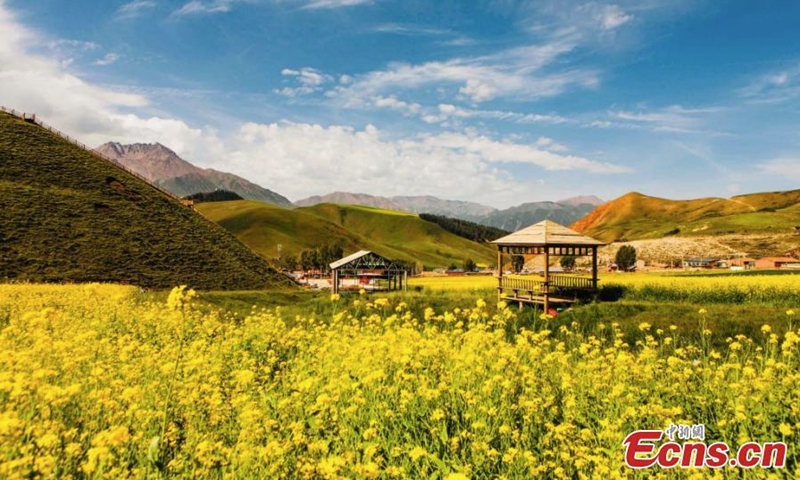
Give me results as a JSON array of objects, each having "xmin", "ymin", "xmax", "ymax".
[{"xmin": 197, "ymin": 200, "xmax": 496, "ymax": 269}]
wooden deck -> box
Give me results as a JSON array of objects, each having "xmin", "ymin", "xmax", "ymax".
[{"xmin": 498, "ymin": 275, "xmax": 598, "ymax": 309}]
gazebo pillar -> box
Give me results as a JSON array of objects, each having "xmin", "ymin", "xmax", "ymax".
[
  {"xmin": 543, "ymin": 247, "xmax": 550, "ymax": 314},
  {"xmin": 332, "ymin": 269, "xmax": 339, "ymax": 294},
  {"xmin": 592, "ymin": 246, "xmax": 598, "ymax": 291},
  {"xmin": 497, "ymin": 249, "xmax": 503, "ymax": 301}
]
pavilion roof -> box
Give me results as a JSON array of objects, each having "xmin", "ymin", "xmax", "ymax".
[
  {"xmin": 330, "ymin": 250, "xmax": 403, "ymax": 271},
  {"xmin": 491, "ymin": 220, "xmax": 605, "ymax": 247}
]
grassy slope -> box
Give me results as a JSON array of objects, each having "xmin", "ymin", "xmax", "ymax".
[
  {"xmin": 0, "ymin": 113, "xmax": 289, "ymax": 290},
  {"xmin": 572, "ymin": 191, "xmax": 800, "ymax": 242},
  {"xmin": 305, "ymin": 203, "xmax": 497, "ymax": 266},
  {"xmin": 197, "ymin": 201, "xmax": 496, "ymax": 268}
]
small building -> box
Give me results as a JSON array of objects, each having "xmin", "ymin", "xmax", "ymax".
[
  {"xmin": 756, "ymin": 257, "xmax": 800, "ymax": 270},
  {"xmin": 682, "ymin": 258, "xmax": 720, "ymax": 269},
  {"xmin": 492, "ymin": 220, "xmax": 605, "ymax": 313},
  {"xmin": 330, "ymin": 250, "xmax": 408, "ymax": 294},
  {"xmin": 725, "ymin": 257, "xmax": 756, "ymax": 270}
]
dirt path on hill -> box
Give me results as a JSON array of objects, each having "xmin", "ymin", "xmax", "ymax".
[{"xmin": 725, "ymin": 197, "xmax": 757, "ymax": 212}]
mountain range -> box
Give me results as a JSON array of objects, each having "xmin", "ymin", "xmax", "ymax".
[
  {"xmin": 294, "ymin": 192, "xmax": 498, "ymax": 218},
  {"xmin": 296, "ymin": 191, "xmax": 603, "ymax": 230},
  {"xmin": 95, "ymin": 142, "xmax": 293, "ymax": 207}
]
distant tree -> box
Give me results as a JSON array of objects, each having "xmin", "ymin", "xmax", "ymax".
[
  {"xmin": 392, "ymin": 259, "xmax": 415, "ymax": 272},
  {"xmin": 300, "ymin": 249, "xmax": 317, "ymax": 272},
  {"xmin": 464, "ymin": 258, "xmax": 476, "ymax": 272},
  {"xmin": 616, "ymin": 245, "xmax": 637, "ymax": 271},
  {"xmin": 182, "ymin": 189, "xmax": 243, "ymax": 203},
  {"xmin": 511, "ymin": 255, "xmax": 525, "ymax": 273},
  {"xmin": 282, "ymin": 254, "xmax": 298, "ymax": 271},
  {"xmin": 418, "ymin": 213, "xmax": 510, "ymax": 242},
  {"xmin": 316, "ymin": 245, "xmax": 329, "ymax": 271},
  {"xmin": 448, "ymin": 263, "xmax": 459, "ymax": 271},
  {"xmin": 560, "ymin": 255, "xmax": 576, "ymax": 272},
  {"xmin": 314, "ymin": 248, "xmax": 327, "ymax": 271},
  {"xmin": 329, "ymin": 244, "xmax": 344, "ymax": 266}
]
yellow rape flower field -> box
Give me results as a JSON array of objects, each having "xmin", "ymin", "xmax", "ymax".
[
  {"xmin": 1, "ymin": 281, "xmax": 800, "ymax": 479},
  {"xmin": 412, "ymin": 272, "xmax": 800, "ymax": 306}
]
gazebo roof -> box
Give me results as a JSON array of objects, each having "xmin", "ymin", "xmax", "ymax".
[
  {"xmin": 330, "ymin": 250, "xmax": 372, "ymax": 270},
  {"xmin": 491, "ymin": 220, "xmax": 605, "ymax": 247},
  {"xmin": 330, "ymin": 250, "xmax": 403, "ymax": 271}
]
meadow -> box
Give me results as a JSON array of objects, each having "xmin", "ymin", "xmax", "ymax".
[{"xmin": 1, "ymin": 278, "xmax": 799, "ymax": 478}]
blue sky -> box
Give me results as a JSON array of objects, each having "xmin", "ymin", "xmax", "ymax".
[{"xmin": 1, "ymin": 0, "xmax": 800, "ymax": 207}]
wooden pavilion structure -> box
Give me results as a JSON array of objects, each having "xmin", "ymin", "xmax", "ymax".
[
  {"xmin": 492, "ymin": 220, "xmax": 605, "ymax": 312},
  {"xmin": 330, "ymin": 250, "xmax": 408, "ymax": 294}
]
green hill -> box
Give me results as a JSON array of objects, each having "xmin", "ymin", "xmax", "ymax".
[
  {"xmin": 572, "ymin": 191, "xmax": 800, "ymax": 242},
  {"xmin": 0, "ymin": 111, "xmax": 290, "ymax": 290},
  {"xmin": 196, "ymin": 201, "xmax": 497, "ymax": 268}
]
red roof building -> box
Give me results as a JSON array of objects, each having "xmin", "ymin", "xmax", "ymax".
[{"xmin": 755, "ymin": 257, "xmax": 800, "ymax": 269}]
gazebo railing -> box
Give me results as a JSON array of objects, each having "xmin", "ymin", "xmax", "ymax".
[
  {"xmin": 499, "ymin": 275, "xmax": 597, "ymax": 296},
  {"xmin": 549, "ymin": 274, "xmax": 597, "ymax": 290},
  {"xmin": 499, "ymin": 276, "xmax": 547, "ymax": 294}
]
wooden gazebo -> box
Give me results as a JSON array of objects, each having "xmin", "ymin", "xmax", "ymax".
[
  {"xmin": 330, "ymin": 250, "xmax": 408, "ymax": 294},
  {"xmin": 492, "ymin": 220, "xmax": 605, "ymax": 312}
]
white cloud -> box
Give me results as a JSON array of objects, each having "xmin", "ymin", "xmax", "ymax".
[
  {"xmin": 343, "ymin": 91, "xmax": 573, "ymax": 127},
  {"xmin": 116, "ymin": 1, "xmax": 157, "ymax": 19},
  {"xmin": 372, "ymin": 96, "xmax": 421, "ymax": 115},
  {"xmin": 371, "ymin": 24, "xmax": 450, "ymax": 36},
  {"xmin": 94, "ymin": 53, "xmax": 121, "ymax": 66},
  {"xmin": 225, "ymin": 122, "xmax": 507, "ymax": 202},
  {"xmin": 302, "ymin": 0, "xmax": 374, "ymax": 9},
  {"xmin": 740, "ymin": 63, "xmax": 800, "ymax": 104},
  {"xmin": 535, "ymin": 136, "xmax": 568, "ymax": 152},
  {"xmin": 598, "ymin": 4, "xmax": 634, "ymax": 29},
  {"xmin": 605, "ymin": 105, "xmax": 725, "ymax": 134},
  {"xmin": 575, "ymin": 3, "xmax": 634, "ymax": 30},
  {"xmin": 173, "ymin": 0, "xmax": 374, "ymax": 15},
  {"xmin": 173, "ymin": 0, "xmax": 235, "ymax": 16},
  {"xmin": 275, "ymin": 67, "xmax": 334, "ymax": 97},
  {"xmin": 327, "ymin": 35, "xmax": 598, "ymax": 104},
  {"xmin": 758, "ymin": 158, "xmax": 800, "ymax": 181},
  {"xmin": 103, "ymin": 114, "xmax": 227, "ymax": 161},
  {"xmin": 43, "ymin": 39, "xmax": 100, "ymax": 67},
  {"xmin": 423, "ymin": 131, "xmax": 628, "ymax": 173},
  {"xmin": 0, "ymin": 6, "xmax": 143, "ymax": 119},
  {"xmin": 432, "ymin": 104, "xmax": 568, "ymax": 125},
  {"xmin": 218, "ymin": 122, "xmax": 629, "ymax": 201},
  {"xmin": 0, "ymin": 1, "xmax": 205, "ymax": 154},
  {"xmin": 46, "ymin": 39, "xmax": 99, "ymax": 52}
]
